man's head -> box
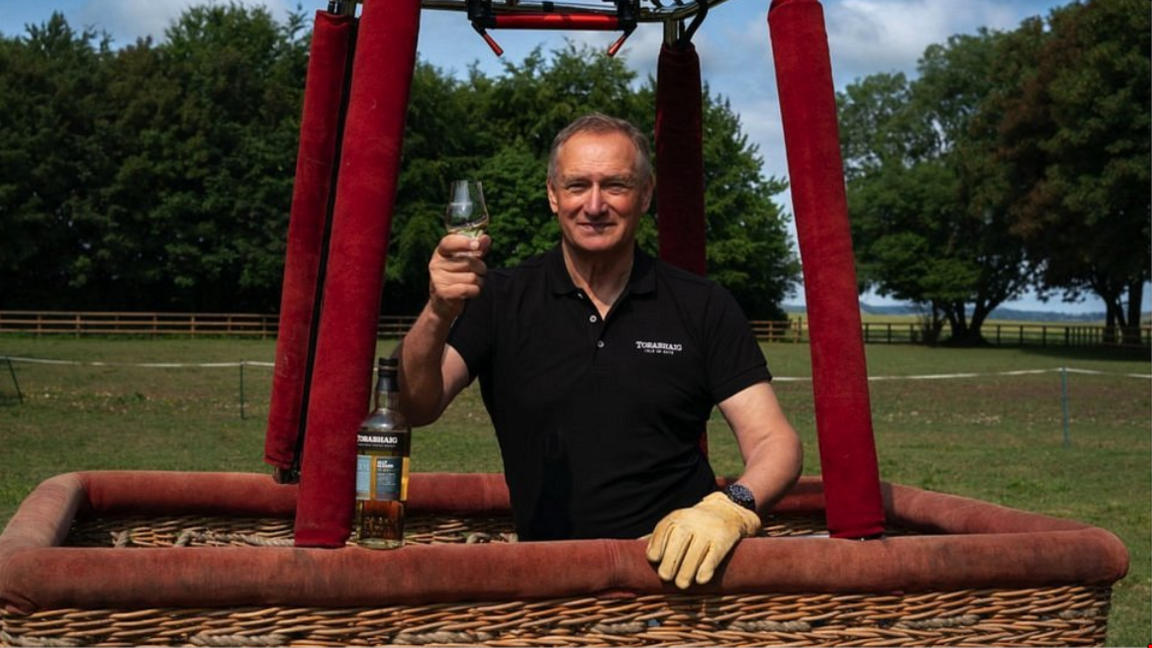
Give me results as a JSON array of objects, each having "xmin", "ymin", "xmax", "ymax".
[
  {"xmin": 547, "ymin": 113, "xmax": 654, "ymax": 187},
  {"xmin": 547, "ymin": 114, "xmax": 655, "ymax": 260}
]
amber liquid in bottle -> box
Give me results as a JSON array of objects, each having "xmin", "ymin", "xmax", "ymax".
[{"xmin": 353, "ymin": 357, "xmax": 410, "ymax": 549}]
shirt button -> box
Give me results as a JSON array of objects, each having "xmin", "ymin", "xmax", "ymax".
[
  {"xmin": 589, "ymin": 315, "xmax": 598, "ymax": 323},
  {"xmin": 597, "ymin": 340, "xmax": 605, "ymax": 348}
]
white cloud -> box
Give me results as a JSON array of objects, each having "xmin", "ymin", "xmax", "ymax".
[
  {"xmin": 72, "ymin": 0, "xmax": 297, "ymax": 45},
  {"xmin": 824, "ymin": 0, "xmax": 1022, "ymax": 84}
]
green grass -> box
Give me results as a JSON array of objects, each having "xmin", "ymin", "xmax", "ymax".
[{"xmin": 0, "ymin": 336, "xmax": 1148, "ymax": 646}]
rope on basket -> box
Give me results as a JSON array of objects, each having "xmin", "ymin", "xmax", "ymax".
[
  {"xmin": 109, "ymin": 529, "xmax": 294, "ymax": 547},
  {"xmin": 0, "ymin": 629, "xmax": 81, "ymax": 648},
  {"xmin": 173, "ymin": 530, "xmax": 295, "ymax": 547},
  {"xmin": 190, "ymin": 633, "xmax": 291, "ymax": 647},
  {"xmin": 728, "ymin": 619, "xmax": 813, "ymax": 633},
  {"xmin": 393, "ymin": 630, "xmax": 496, "ymax": 645},
  {"xmin": 894, "ymin": 614, "xmax": 978, "ymax": 629},
  {"xmin": 108, "ymin": 527, "xmax": 513, "ymax": 547},
  {"xmin": 465, "ymin": 532, "xmax": 517, "ymax": 543}
]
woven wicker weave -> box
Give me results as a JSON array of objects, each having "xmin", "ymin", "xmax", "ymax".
[
  {"xmin": 0, "ymin": 585, "xmax": 1112, "ymax": 647},
  {"xmin": 0, "ymin": 472, "xmax": 1126, "ymax": 647},
  {"xmin": 0, "ymin": 511, "xmax": 1112, "ymax": 647}
]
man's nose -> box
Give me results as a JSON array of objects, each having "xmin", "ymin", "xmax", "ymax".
[{"xmin": 585, "ymin": 185, "xmax": 608, "ymax": 217}]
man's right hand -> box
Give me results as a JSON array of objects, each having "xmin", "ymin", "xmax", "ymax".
[{"xmin": 428, "ymin": 233, "xmax": 490, "ymax": 321}]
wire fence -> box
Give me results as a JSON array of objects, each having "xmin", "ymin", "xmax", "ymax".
[{"xmin": 3, "ymin": 355, "xmax": 1147, "ymax": 434}]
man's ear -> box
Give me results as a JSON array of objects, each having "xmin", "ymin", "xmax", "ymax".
[
  {"xmin": 546, "ymin": 179, "xmax": 560, "ymax": 214},
  {"xmin": 642, "ymin": 176, "xmax": 656, "ymax": 212}
]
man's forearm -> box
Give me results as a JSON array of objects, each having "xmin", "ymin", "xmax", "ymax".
[
  {"xmin": 397, "ymin": 301, "xmax": 456, "ymax": 427},
  {"xmin": 735, "ymin": 432, "xmax": 803, "ymax": 515},
  {"xmin": 718, "ymin": 382, "xmax": 803, "ymax": 515}
]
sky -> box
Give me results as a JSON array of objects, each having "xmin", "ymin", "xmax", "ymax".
[{"xmin": 2, "ymin": 0, "xmax": 1142, "ymax": 314}]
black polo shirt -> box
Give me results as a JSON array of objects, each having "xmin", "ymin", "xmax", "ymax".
[{"xmin": 447, "ymin": 244, "xmax": 772, "ymax": 540}]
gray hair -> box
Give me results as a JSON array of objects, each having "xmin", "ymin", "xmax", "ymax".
[{"xmin": 547, "ymin": 113, "xmax": 654, "ymax": 186}]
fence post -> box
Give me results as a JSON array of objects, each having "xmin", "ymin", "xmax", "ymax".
[
  {"xmin": 1059, "ymin": 366, "xmax": 1071, "ymax": 448},
  {"xmin": 4, "ymin": 357, "xmax": 23, "ymax": 404},
  {"xmin": 239, "ymin": 361, "xmax": 246, "ymax": 420}
]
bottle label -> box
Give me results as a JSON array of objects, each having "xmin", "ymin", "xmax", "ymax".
[
  {"xmin": 375, "ymin": 457, "xmax": 403, "ymax": 499},
  {"xmin": 355, "ymin": 454, "xmax": 409, "ymax": 502},
  {"xmin": 357, "ymin": 433, "xmax": 410, "ymax": 454}
]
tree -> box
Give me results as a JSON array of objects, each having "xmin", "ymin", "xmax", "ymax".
[
  {"xmin": 839, "ymin": 30, "xmax": 1034, "ymax": 344},
  {"xmin": 384, "ymin": 61, "xmax": 480, "ymax": 314},
  {"xmin": 998, "ymin": 0, "xmax": 1150, "ymax": 344},
  {"xmin": 0, "ymin": 16, "xmax": 796, "ymax": 317},
  {"xmin": 123, "ymin": 3, "xmax": 309, "ymax": 311},
  {"xmin": 0, "ymin": 14, "xmax": 115, "ymax": 308},
  {"xmin": 0, "ymin": 5, "xmax": 310, "ymax": 311},
  {"xmin": 696, "ymin": 92, "xmax": 794, "ymax": 320}
]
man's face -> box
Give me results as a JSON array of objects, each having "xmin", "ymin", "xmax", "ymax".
[{"xmin": 547, "ymin": 131, "xmax": 654, "ymax": 258}]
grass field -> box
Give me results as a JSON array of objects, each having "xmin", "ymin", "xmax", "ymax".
[{"xmin": 0, "ymin": 336, "xmax": 1148, "ymax": 646}]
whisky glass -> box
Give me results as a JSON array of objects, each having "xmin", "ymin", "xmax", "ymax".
[{"xmin": 444, "ymin": 180, "xmax": 489, "ymax": 238}]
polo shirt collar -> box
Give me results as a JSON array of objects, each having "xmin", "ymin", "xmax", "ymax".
[{"xmin": 545, "ymin": 244, "xmax": 657, "ymax": 298}]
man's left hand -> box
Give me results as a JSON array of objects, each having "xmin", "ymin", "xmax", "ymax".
[{"xmin": 645, "ymin": 492, "xmax": 762, "ymax": 589}]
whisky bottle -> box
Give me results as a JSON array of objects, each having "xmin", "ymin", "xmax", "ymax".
[{"xmin": 353, "ymin": 357, "xmax": 410, "ymax": 549}]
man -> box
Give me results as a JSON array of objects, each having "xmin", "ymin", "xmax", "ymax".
[{"xmin": 399, "ymin": 113, "xmax": 802, "ymax": 589}]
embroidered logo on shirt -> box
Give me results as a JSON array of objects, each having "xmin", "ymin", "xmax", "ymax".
[{"xmin": 634, "ymin": 340, "xmax": 683, "ymax": 355}]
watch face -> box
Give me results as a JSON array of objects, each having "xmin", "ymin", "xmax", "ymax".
[{"xmin": 724, "ymin": 484, "xmax": 756, "ymax": 511}]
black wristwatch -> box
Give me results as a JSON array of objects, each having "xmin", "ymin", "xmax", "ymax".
[{"xmin": 721, "ymin": 483, "xmax": 757, "ymax": 512}]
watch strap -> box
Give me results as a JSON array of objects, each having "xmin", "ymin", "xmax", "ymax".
[{"xmin": 721, "ymin": 483, "xmax": 757, "ymax": 512}]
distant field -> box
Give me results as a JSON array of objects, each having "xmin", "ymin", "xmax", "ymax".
[{"xmin": 0, "ymin": 336, "xmax": 1148, "ymax": 646}]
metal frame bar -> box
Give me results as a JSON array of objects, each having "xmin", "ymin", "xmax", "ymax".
[{"xmin": 421, "ymin": 0, "xmax": 730, "ymax": 23}]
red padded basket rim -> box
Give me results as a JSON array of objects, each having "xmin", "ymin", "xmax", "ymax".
[{"xmin": 0, "ymin": 471, "xmax": 1129, "ymax": 613}]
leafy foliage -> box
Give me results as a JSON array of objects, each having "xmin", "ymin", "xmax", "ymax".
[
  {"xmin": 0, "ymin": 14, "xmax": 797, "ymax": 319},
  {"xmin": 838, "ymin": 1, "xmax": 1149, "ymax": 343},
  {"xmin": 995, "ymin": 0, "xmax": 1150, "ymax": 342}
]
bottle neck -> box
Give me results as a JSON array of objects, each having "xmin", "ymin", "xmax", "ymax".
[{"xmin": 376, "ymin": 371, "xmax": 401, "ymax": 412}]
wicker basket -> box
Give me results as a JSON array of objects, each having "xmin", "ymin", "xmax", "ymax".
[{"xmin": 0, "ymin": 471, "xmax": 1128, "ymax": 647}]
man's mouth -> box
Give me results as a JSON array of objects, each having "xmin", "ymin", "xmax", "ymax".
[{"xmin": 579, "ymin": 222, "xmax": 614, "ymax": 233}]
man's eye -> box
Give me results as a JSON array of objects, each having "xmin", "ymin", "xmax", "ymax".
[{"xmin": 605, "ymin": 183, "xmax": 632, "ymax": 195}]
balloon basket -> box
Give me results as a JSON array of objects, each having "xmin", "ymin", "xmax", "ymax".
[{"xmin": 0, "ymin": 471, "xmax": 1126, "ymax": 646}]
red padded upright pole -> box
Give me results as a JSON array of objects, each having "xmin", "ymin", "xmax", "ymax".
[
  {"xmin": 265, "ymin": 11, "xmax": 356, "ymax": 477},
  {"xmin": 293, "ymin": 0, "xmax": 422, "ymax": 547},
  {"xmin": 655, "ymin": 42, "xmax": 708, "ymax": 456},
  {"xmin": 655, "ymin": 42, "xmax": 707, "ymax": 277},
  {"xmin": 768, "ymin": 0, "xmax": 885, "ymax": 539}
]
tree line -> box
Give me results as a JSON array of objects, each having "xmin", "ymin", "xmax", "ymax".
[
  {"xmin": 838, "ymin": 0, "xmax": 1149, "ymax": 345},
  {"xmin": 1, "ymin": 2, "xmax": 1147, "ymax": 342},
  {"xmin": 0, "ymin": 5, "xmax": 796, "ymax": 320}
]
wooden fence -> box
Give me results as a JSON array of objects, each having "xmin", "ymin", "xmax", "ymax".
[
  {"xmin": 859, "ymin": 320, "xmax": 1151, "ymax": 349},
  {"xmin": 0, "ymin": 311, "xmax": 1147, "ymax": 349},
  {"xmin": 0, "ymin": 311, "xmax": 281, "ymax": 338}
]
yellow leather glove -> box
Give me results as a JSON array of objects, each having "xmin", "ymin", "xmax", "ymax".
[{"xmin": 645, "ymin": 491, "xmax": 762, "ymax": 589}]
